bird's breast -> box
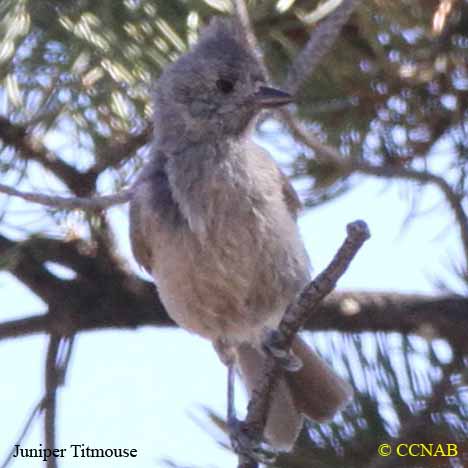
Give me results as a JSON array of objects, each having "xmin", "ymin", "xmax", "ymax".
[{"xmin": 151, "ymin": 143, "xmax": 310, "ymax": 342}]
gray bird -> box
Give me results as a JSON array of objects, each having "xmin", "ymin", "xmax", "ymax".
[{"xmin": 129, "ymin": 17, "xmax": 352, "ymax": 451}]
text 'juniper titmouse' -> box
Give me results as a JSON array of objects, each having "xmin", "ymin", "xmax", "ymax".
[{"xmin": 129, "ymin": 18, "xmax": 352, "ymax": 451}]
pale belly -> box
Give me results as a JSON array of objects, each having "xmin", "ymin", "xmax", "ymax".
[{"xmin": 149, "ymin": 202, "xmax": 310, "ymax": 344}]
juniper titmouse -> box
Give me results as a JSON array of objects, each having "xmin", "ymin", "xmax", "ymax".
[{"xmin": 129, "ymin": 18, "xmax": 352, "ymax": 451}]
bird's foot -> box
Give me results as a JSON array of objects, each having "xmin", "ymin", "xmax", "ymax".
[
  {"xmin": 228, "ymin": 417, "xmax": 277, "ymax": 464},
  {"xmin": 262, "ymin": 329, "xmax": 302, "ymax": 372},
  {"xmin": 213, "ymin": 338, "xmax": 236, "ymax": 366}
]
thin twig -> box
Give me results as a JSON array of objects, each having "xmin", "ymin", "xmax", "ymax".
[
  {"xmin": 279, "ymin": 110, "xmax": 344, "ymax": 165},
  {"xmin": 352, "ymin": 161, "xmax": 468, "ymax": 267},
  {"xmin": 0, "ymin": 399, "xmax": 44, "ymax": 468},
  {"xmin": 237, "ymin": 221, "xmax": 370, "ymax": 468},
  {"xmin": 0, "ymin": 183, "xmax": 132, "ymax": 211},
  {"xmin": 0, "ymin": 332, "xmax": 75, "ymax": 468}
]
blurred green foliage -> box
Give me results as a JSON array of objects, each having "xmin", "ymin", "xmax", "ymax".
[{"xmin": 1, "ymin": 0, "xmax": 467, "ymax": 196}]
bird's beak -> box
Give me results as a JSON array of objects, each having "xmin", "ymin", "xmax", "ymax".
[{"xmin": 253, "ymin": 86, "xmax": 293, "ymax": 108}]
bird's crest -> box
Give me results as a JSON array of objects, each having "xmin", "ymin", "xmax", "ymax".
[{"xmin": 199, "ymin": 16, "xmax": 246, "ymax": 46}]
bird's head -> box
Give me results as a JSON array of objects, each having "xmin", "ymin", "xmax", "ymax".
[{"xmin": 153, "ymin": 17, "xmax": 292, "ymax": 149}]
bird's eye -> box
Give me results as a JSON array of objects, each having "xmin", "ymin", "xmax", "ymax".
[{"xmin": 216, "ymin": 78, "xmax": 235, "ymax": 94}]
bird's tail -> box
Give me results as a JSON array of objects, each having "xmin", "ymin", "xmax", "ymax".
[{"xmin": 236, "ymin": 335, "xmax": 353, "ymax": 451}]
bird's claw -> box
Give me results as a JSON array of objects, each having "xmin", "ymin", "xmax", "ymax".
[
  {"xmin": 262, "ymin": 329, "xmax": 303, "ymax": 372},
  {"xmin": 228, "ymin": 417, "xmax": 277, "ymax": 464}
]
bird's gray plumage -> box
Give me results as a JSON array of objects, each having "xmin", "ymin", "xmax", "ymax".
[{"xmin": 129, "ymin": 17, "xmax": 352, "ymax": 451}]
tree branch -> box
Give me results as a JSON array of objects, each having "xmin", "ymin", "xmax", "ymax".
[
  {"xmin": 314, "ymin": 291, "xmax": 468, "ymax": 349},
  {"xmin": 0, "ymin": 117, "xmax": 151, "ymax": 196},
  {"xmin": 0, "ymin": 116, "xmax": 96, "ymax": 197},
  {"xmin": 237, "ymin": 220, "xmax": 370, "ymax": 468},
  {"xmin": 0, "ymin": 234, "xmax": 69, "ymax": 305},
  {"xmin": 42, "ymin": 332, "xmax": 74, "ymax": 468},
  {"xmin": 0, "ymin": 183, "xmax": 131, "ymax": 211},
  {"xmin": 43, "ymin": 334, "xmax": 61, "ymax": 468},
  {"xmin": 352, "ymin": 161, "xmax": 468, "ymax": 268},
  {"xmin": 0, "ymin": 218, "xmax": 465, "ymax": 347},
  {"xmin": 284, "ymin": 0, "xmax": 363, "ymax": 94},
  {"xmin": 90, "ymin": 125, "xmax": 153, "ymax": 173},
  {"xmin": 279, "ymin": 110, "xmax": 344, "ymax": 165},
  {"xmin": 1, "ymin": 288, "xmax": 468, "ymax": 349}
]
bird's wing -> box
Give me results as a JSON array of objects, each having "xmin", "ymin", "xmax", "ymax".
[
  {"xmin": 129, "ymin": 152, "xmax": 182, "ymax": 274},
  {"xmin": 279, "ymin": 169, "xmax": 302, "ymax": 221},
  {"xmin": 129, "ymin": 188, "xmax": 153, "ymax": 273}
]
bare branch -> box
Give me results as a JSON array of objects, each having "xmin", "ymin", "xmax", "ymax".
[
  {"xmin": 232, "ymin": 0, "xmax": 361, "ymax": 97},
  {"xmin": 0, "ymin": 234, "xmax": 68, "ymax": 304},
  {"xmin": 90, "ymin": 125, "xmax": 153, "ymax": 173},
  {"xmin": 0, "ymin": 116, "xmax": 95, "ymax": 197},
  {"xmin": 0, "ymin": 315, "xmax": 49, "ymax": 340},
  {"xmin": 315, "ymin": 291, "xmax": 468, "ymax": 349},
  {"xmin": 352, "ymin": 161, "xmax": 468, "ymax": 268},
  {"xmin": 285, "ymin": 0, "xmax": 362, "ymax": 94},
  {"xmin": 43, "ymin": 333, "xmax": 74, "ymax": 468},
  {"xmin": 0, "ymin": 183, "xmax": 131, "ymax": 211},
  {"xmin": 43, "ymin": 334, "xmax": 61, "ymax": 468},
  {"xmin": 1, "ymin": 289, "xmax": 468, "ymax": 349},
  {"xmin": 0, "ymin": 331, "xmax": 74, "ymax": 468},
  {"xmin": 279, "ymin": 110, "xmax": 344, "ymax": 165},
  {"xmin": 0, "ymin": 215, "xmax": 465, "ymax": 347},
  {"xmin": 237, "ymin": 220, "xmax": 370, "ymax": 468},
  {"xmin": 0, "ymin": 400, "xmax": 44, "ymax": 468},
  {"xmin": 0, "ymin": 117, "xmax": 152, "ymax": 199}
]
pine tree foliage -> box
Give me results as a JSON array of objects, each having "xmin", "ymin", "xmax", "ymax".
[{"xmin": 0, "ymin": 1, "xmax": 467, "ymax": 467}]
